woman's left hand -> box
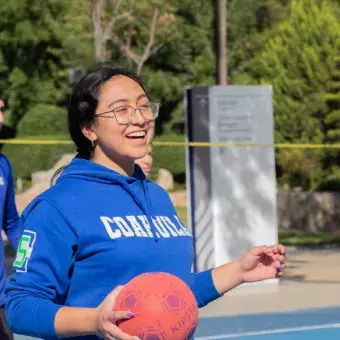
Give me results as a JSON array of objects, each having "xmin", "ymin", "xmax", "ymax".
[{"xmin": 236, "ymin": 244, "xmax": 287, "ymax": 283}]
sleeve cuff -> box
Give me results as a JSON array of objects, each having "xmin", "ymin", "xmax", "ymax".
[
  {"xmin": 191, "ymin": 269, "xmax": 222, "ymax": 308},
  {"xmin": 34, "ymin": 301, "xmax": 63, "ymax": 339}
]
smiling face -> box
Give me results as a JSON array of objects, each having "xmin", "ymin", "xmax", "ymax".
[{"xmin": 81, "ymin": 75, "xmax": 155, "ymax": 174}]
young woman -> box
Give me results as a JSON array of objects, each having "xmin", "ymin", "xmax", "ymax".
[{"xmin": 5, "ymin": 67, "xmax": 286, "ymax": 340}]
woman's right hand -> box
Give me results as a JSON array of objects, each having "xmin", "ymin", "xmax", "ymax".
[{"xmin": 95, "ymin": 285, "xmax": 140, "ymax": 340}]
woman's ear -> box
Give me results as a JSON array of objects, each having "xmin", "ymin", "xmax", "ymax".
[{"xmin": 80, "ymin": 122, "xmax": 97, "ymax": 144}]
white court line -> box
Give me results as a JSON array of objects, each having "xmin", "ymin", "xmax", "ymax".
[{"xmin": 195, "ymin": 323, "xmax": 340, "ymax": 339}]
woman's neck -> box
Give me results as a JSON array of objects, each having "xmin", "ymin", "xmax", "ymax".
[{"xmin": 91, "ymin": 149, "xmax": 134, "ymax": 177}]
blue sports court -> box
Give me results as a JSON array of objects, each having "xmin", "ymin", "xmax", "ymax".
[
  {"xmin": 15, "ymin": 305, "xmax": 340, "ymax": 340},
  {"xmin": 194, "ymin": 306, "xmax": 340, "ymax": 340}
]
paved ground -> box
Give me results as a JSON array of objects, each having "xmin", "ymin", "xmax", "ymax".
[
  {"xmin": 199, "ymin": 248, "xmax": 340, "ymax": 318},
  {"xmin": 11, "ymin": 248, "xmax": 340, "ymax": 339}
]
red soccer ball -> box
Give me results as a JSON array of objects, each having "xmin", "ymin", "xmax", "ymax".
[{"xmin": 114, "ymin": 272, "xmax": 199, "ymax": 340}]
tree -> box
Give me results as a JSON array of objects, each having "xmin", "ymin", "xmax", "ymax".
[
  {"xmin": 233, "ymin": 0, "xmax": 340, "ymax": 188},
  {"xmin": 228, "ymin": 0, "xmax": 290, "ymax": 84},
  {"xmin": 0, "ymin": 0, "xmax": 93, "ymax": 126},
  {"xmin": 90, "ymin": 0, "xmax": 176, "ymax": 74},
  {"xmin": 322, "ymin": 54, "xmax": 340, "ymax": 175},
  {"xmin": 140, "ymin": 0, "xmax": 216, "ymax": 133},
  {"xmin": 90, "ymin": 0, "xmax": 217, "ymax": 134},
  {"xmin": 324, "ymin": 55, "xmax": 340, "ymax": 144}
]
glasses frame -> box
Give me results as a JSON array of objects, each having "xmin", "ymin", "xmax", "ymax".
[{"xmin": 94, "ymin": 102, "xmax": 160, "ymax": 125}]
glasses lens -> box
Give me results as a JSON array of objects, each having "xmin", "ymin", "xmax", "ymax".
[
  {"xmin": 115, "ymin": 106, "xmax": 134, "ymax": 124},
  {"xmin": 140, "ymin": 103, "xmax": 159, "ymax": 120}
]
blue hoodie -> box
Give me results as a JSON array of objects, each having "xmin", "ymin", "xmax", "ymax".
[
  {"xmin": 5, "ymin": 158, "xmax": 220, "ymax": 339},
  {"xmin": 0, "ymin": 154, "xmax": 20, "ymax": 306}
]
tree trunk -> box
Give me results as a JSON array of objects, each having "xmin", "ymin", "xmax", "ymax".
[
  {"xmin": 90, "ymin": 0, "xmax": 106, "ymax": 62},
  {"xmin": 217, "ymin": 0, "xmax": 228, "ymax": 85}
]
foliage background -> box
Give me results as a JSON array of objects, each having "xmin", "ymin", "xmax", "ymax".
[{"xmin": 0, "ymin": 0, "xmax": 339, "ymax": 191}]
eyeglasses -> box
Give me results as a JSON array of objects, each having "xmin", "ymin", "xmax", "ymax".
[
  {"xmin": 0, "ymin": 107, "xmax": 5, "ymax": 113},
  {"xmin": 95, "ymin": 102, "xmax": 160, "ymax": 125}
]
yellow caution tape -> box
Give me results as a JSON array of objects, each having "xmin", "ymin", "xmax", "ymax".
[
  {"xmin": 0, "ymin": 139, "xmax": 72, "ymax": 145},
  {"xmin": 152, "ymin": 141, "xmax": 340, "ymax": 149},
  {"xmin": 0, "ymin": 139, "xmax": 339, "ymax": 149}
]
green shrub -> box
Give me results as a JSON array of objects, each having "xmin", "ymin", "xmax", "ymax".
[
  {"xmin": 2, "ymin": 103, "xmax": 72, "ymax": 180},
  {"xmin": 150, "ymin": 134, "xmax": 186, "ymax": 182},
  {"xmin": 2, "ymin": 135, "xmax": 75, "ymax": 179},
  {"xmin": 18, "ymin": 104, "xmax": 68, "ymax": 136},
  {"xmin": 279, "ymin": 229, "xmax": 340, "ymax": 246}
]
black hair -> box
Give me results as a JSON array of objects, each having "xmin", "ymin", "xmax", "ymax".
[
  {"xmin": 69, "ymin": 65, "xmax": 146, "ymax": 160},
  {"xmin": 50, "ymin": 65, "xmax": 146, "ymax": 185}
]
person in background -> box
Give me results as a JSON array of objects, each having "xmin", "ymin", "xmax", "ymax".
[
  {"xmin": 135, "ymin": 144, "xmax": 153, "ymax": 176},
  {"xmin": 0, "ymin": 96, "xmax": 20, "ymax": 340}
]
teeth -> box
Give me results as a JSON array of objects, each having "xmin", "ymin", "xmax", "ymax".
[{"xmin": 127, "ymin": 131, "xmax": 146, "ymax": 137}]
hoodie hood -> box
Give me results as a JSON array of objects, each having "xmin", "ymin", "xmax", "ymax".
[{"xmin": 57, "ymin": 157, "xmax": 146, "ymax": 185}]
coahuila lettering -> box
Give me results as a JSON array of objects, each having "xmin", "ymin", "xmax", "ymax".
[{"xmin": 100, "ymin": 215, "xmax": 191, "ymax": 239}]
